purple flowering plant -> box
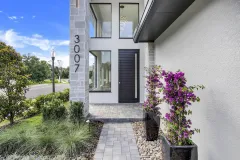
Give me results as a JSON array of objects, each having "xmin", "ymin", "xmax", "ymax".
[
  {"xmin": 143, "ymin": 65, "xmax": 163, "ymax": 114},
  {"xmin": 162, "ymin": 70, "xmax": 205, "ymax": 145}
]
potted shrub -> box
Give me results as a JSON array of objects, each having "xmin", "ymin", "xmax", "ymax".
[
  {"xmin": 143, "ymin": 65, "xmax": 163, "ymax": 141},
  {"xmin": 161, "ymin": 70, "xmax": 205, "ymax": 160}
]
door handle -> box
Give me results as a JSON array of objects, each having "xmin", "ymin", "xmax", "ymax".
[{"xmin": 119, "ymin": 82, "xmax": 120, "ymax": 84}]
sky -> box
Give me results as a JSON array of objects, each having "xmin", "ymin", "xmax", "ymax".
[
  {"xmin": 0, "ymin": 0, "xmax": 70, "ymax": 67},
  {"xmin": 0, "ymin": 1, "xmax": 132, "ymax": 68}
]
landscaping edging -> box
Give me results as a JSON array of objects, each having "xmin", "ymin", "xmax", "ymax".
[{"xmin": 83, "ymin": 120, "xmax": 104, "ymax": 160}]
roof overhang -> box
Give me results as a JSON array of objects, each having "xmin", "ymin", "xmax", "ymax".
[{"xmin": 133, "ymin": 0, "xmax": 195, "ymax": 43}]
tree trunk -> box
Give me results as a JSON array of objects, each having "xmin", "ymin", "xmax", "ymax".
[{"xmin": 9, "ymin": 112, "xmax": 14, "ymax": 125}]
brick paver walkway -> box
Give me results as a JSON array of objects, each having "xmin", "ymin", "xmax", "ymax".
[
  {"xmin": 94, "ymin": 123, "xmax": 141, "ymax": 160},
  {"xmin": 89, "ymin": 104, "xmax": 143, "ymax": 122}
]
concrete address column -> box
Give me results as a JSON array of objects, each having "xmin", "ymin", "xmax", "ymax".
[
  {"xmin": 144, "ymin": 42, "xmax": 155, "ymax": 101},
  {"xmin": 148, "ymin": 43, "xmax": 155, "ymax": 68},
  {"xmin": 69, "ymin": 0, "xmax": 89, "ymax": 116}
]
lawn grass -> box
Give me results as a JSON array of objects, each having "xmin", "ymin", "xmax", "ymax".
[
  {"xmin": 0, "ymin": 117, "xmax": 22, "ymax": 128},
  {"xmin": 0, "ymin": 120, "xmax": 9, "ymax": 127},
  {"xmin": 0, "ymin": 114, "xmax": 102, "ymax": 158},
  {"xmin": 29, "ymin": 79, "xmax": 61, "ymax": 86}
]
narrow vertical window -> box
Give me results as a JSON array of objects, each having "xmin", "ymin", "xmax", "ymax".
[
  {"xmin": 119, "ymin": 3, "xmax": 139, "ymax": 38},
  {"xmin": 89, "ymin": 51, "xmax": 111, "ymax": 92},
  {"xmin": 89, "ymin": 3, "xmax": 112, "ymax": 38}
]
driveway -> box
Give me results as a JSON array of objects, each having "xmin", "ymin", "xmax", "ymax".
[{"xmin": 25, "ymin": 83, "xmax": 69, "ymax": 99}]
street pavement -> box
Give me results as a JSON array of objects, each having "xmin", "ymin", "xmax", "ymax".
[{"xmin": 25, "ymin": 83, "xmax": 69, "ymax": 99}]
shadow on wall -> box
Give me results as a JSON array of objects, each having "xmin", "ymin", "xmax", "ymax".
[
  {"xmin": 207, "ymin": 89, "xmax": 240, "ymax": 160},
  {"xmin": 153, "ymin": 0, "xmax": 240, "ymax": 160},
  {"xmin": 158, "ymin": 0, "xmax": 215, "ymax": 45},
  {"xmin": 156, "ymin": 0, "xmax": 216, "ymax": 133}
]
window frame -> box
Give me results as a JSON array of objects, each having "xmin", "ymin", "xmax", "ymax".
[
  {"xmin": 89, "ymin": 50, "xmax": 112, "ymax": 93},
  {"xmin": 89, "ymin": 4, "xmax": 97, "ymax": 37},
  {"xmin": 89, "ymin": 52, "xmax": 97, "ymax": 88},
  {"xmin": 89, "ymin": 3, "xmax": 112, "ymax": 39},
  {"xmin": 119, "ymin": 3, "xmax": 139, "ymax": 39}
]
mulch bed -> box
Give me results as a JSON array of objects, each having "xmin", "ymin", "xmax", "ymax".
[{"xmin": 84, "ymin": 120, "xmax": 104, "ymax": 160}]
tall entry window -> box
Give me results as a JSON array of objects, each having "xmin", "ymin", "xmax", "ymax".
[
  {"xmin": 89, "ymin": 3, "xmax": 112, "ymax": 38},
  {"xmin": 119, "ymin": 3, "xmax": 139, "ymax": 38},
  {"xmin": 89, "ymin": 51, "xmax": 111, "ymax": 92}
]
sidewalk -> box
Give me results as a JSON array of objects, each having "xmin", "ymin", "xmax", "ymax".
[
  {"xmin": 90, "ymin": 104, "xmax": 143, "ymax": 160},
  {"xmin": 94, "ymin": 123, "xmax": 141, "ymax": 160}
]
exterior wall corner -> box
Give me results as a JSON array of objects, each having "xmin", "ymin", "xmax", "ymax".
[{"xmin": 69, "ymin": 0, "xmax": 89, "ymax": 116}]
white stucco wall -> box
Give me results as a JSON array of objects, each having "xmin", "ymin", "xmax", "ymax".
[
  {"xmin": 89, "ymin": 0, "xmax": 145, "ymax": 103},
  {"xmin": 143, "ymin": 0, "xmax": 148, "ymax": 6},
  {"xmin": 154, "ymin": 0, "xmax": 240, "ymax": 160}
]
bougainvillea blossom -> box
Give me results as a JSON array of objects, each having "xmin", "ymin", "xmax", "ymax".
[
  {"xmin": 162, "ymin": 70, "xmax": 204, "ymax": 145},
  {"xmin": 143, "ymin": 65, "xmax": 163, "ymax": 113}
]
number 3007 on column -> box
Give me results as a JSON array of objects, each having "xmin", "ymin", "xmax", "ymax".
[{"xmin": 74, "ymin": 35, "xmax": 80, "ymax": 72}]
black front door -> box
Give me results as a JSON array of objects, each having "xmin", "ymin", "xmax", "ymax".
[{"xmin": 119, "ymin": 49, "xmax": 139, "ymax": 103}]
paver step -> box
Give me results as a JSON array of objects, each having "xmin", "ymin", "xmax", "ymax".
[{"xmin": 88, "ymin": 117, "xmax": 144, "ymax": 123}]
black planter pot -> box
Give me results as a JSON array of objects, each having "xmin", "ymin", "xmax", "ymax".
[
  {"xmin": 144, "ymin": 111, "xmax": 160, "ymax": 141},
  {"xmin": 161, "ymin": 135, "xmax": 198, "ymax": 160}
]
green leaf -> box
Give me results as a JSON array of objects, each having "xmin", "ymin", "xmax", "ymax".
[
  {"xmin": 196, "ymin": 97, "xmax": 200, "ymax": 102},
  {"xmin": 188, "ymin": 110, "xmax": 192, "ymax": 115}
]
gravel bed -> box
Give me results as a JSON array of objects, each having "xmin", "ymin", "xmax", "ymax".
[{"xmin": 132, "ymin": 121, "xmax": 163, "ymax": 160}]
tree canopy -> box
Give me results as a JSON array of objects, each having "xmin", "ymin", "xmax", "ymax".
[
  {"xmin": 0, "ymin": 42, "xmax": 30, "ymax": 124},
  {"xmin": 22, "ymin": 54, "xmax": 51, "ymax": 82},
  {"xmin": 61, "ymin": 67, "xmax": 69, "ymax": 79}
]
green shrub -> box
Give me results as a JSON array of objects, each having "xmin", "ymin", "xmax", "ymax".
[
  {"xmin": 22, "ymin": 99, "xmax": 38, "ymax": 118},
  {"xmin": 44, "ymin": 92, "xmax": 57, "ymax": 101},
  {"xmin": 35, "ymin": 95, "xmax": 47, "ymax": 111},
  {"xmin": 59, "ymin": 89, "xmax": 69, "ymax": 102},
  {"xmin": 69, "ymin": 102, "xmax": 84, "ymax": 123},
  {"xmin": 33, "ymin": 90, "xmax": 69, "ymax": 114},
  {"xmin": 42, "ymin": 99, "xmax": 67, "ymax": 121},
  {"xmin": 0, "ymin": 94, "xmax": 8, "ymax": 122},
  {"xmin": 35, "ymin": 93, "xmax": 55, "ymax": 112}
]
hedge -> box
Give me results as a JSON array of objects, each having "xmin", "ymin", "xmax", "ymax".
[{"xmin": 23, "ymin": 89, "xmax": 69, "ymax": 118}]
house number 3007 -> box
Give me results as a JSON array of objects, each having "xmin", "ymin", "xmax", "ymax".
[{"xmin": 74, "ymin": 35, "xmax": 80, "ymax": 72}]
